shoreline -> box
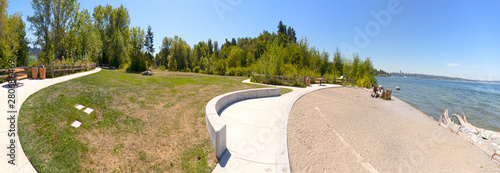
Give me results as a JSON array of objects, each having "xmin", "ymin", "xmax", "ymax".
[
  {"xmin": 378, "ymin": 75, "xmax": 500, "ymax": 84},
  {"xmin": 377, "ymin": 76, "xmax": 500, "ymax": 133},
  {"xmin": 394, "ymin": 93, "xmax": 500, "ymax": 165},
  {"xmin": 287, "ymin": 87, "xmax": 500, "ymax": 172}
]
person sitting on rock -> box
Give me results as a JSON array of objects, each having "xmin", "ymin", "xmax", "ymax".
[{"xmin": 371, "ymin": 85, "xmax": 379, "ymax": 98}]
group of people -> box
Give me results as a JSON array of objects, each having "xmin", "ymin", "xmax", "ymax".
[{"xmin": 371, "ymin": 85, "xmax": 392, "ymax": 100}]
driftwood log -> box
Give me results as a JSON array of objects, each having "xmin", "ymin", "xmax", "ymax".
[{"xmin": 438, "ymin": 109, "xmax": 500, "ymax": 162}]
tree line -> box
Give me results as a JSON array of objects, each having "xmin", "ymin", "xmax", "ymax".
[
  {"xmin": 157, "ymin": 21, "xmax": 377, "ymax": 87},
  {"xmin": 1, "ymin": 0, "xmax": 377, "ymax": 87},
  {"xmin": 27, "ymin": 0, "xmax": 155, "ymax": 72}
]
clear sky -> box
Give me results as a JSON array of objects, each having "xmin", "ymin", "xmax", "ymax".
[{"xmin": 6, "ymin": 0, "xmax": 500, "ymax": 80}]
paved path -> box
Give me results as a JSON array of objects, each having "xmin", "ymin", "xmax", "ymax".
[
  {"xmin": 0, "ymin": 68, "xmax": 101, "ymax": 173},
  {"xmin": 212, "ymin": 79, "xmax": 342, "ymax": 173}
]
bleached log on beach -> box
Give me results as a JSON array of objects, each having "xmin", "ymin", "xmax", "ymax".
[
  {"xmin": 439, "ymin": 110, "xmax": 500, "ymax": 164},
  {"xmin": 439, "ymin": 110, "xmax": 500, "ymax": 139},
  {"xmin": 451, "ymin": 113, "xmax": 475, "ymax": 129},
  {"xmin": 438, "ymin": 109, "xmax": 459, "ymax": 132}
]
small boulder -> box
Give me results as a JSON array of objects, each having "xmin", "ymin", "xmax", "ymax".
[{"xmin": 142, "ymin": 70, "xmax": 153, "ymax": 75}]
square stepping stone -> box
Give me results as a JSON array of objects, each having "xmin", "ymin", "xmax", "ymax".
[
  {"xmin": 84, "ymin": 108, "xmax": 94, "ymax": 114},
  {"xmin": 71, "ymin": 120, "xmax": 82, "ymax": 128},
  {"xmin": 75, "ymin": 104, "xmax": 85, "ymax": 110}
]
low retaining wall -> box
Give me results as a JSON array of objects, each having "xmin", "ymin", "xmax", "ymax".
[{"xmin": 206, "ymin": 88, "xmax": 280, "ymax": 159}]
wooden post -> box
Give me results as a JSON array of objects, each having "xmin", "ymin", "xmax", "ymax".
[{"xmin": 50, "ymin": 63, "xmax": 53, "ymax": 78}]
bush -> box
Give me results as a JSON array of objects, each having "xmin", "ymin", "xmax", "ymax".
[
  {"xmin": 203, "ymin": 68, "xmax": 213, "ymax": 75},
  {"xmin": 121, "ymin": 63, "xmax": 130, "ymax": 71},
  {"xmin": 182, "ymin": 68, "xmax": 191, "ymax": 72},
  {"xmin": 226, "ymin": 67, "xmax": 253, "ymax": 77},
  {"xmin": 227, "ymin": 67, "xmax": 237, "ymax": 76},
  {"xmin": 235, "ymin": 67, "xmax": 252, "ymax": 77},
  {"xmin": 158, "ymin": 65, "xmax": 166, "ymax": 71},
  {"xmin": 127, "ymin": 55, "xmax": 147, "ymax": 72},
  {"xmin": 283, "ymin": 64, "xmax": 299, "ymax": 77},
  {"xmin": 356, "ymin": 76, "xmax": 374, "ymax": 88},
  {"xmin": 192, "ymin": 66, "xmax": 201, "ymax": 73}
]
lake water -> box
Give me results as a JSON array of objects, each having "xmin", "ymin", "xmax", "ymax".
[{"xmin": 377, "ymin": 77, "xmax": 500, "ymax": 132}]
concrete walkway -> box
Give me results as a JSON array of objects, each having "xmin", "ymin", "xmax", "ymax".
[
  {"xmin": 212, "ymin": 79, "xmax": 342, "ymax": 173},
  {"xmin": 0, "ymin": 68, "xmax": 101, "ymax": 173}
]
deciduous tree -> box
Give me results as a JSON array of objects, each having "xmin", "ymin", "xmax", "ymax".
[{"xmin": 129, "ymin": 26, "xmax": 146, "ymax": 71}]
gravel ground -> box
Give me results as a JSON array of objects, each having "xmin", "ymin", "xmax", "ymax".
[{"xmin": 288, "ymin": 87, "xmax": 500, "ymax": 173}]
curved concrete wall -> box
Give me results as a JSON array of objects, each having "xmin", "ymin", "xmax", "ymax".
[{"xmin": 206, "ymin": 88, "xmax": 280, "ymax": 159}]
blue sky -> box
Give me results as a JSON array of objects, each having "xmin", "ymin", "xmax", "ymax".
[{"xmin": 6, "ymin": 0, "xmax": 500, "ymax": 80}]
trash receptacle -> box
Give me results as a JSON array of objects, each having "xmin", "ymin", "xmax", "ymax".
[
  {"xmin": 306, "ymin": 77, "xmax": 310, "ymax": 86},
  {"xmin": 32, "ymin": 67, "xmax": 38, "ymax": 79},
  {"xmin": 39, "ymin": 66, "xmax": 46, "ymax": 79}
]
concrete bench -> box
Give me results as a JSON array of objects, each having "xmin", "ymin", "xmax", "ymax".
[{"xmin": 205, "ymin": 88, "xmax": 280, "ymax": 159}]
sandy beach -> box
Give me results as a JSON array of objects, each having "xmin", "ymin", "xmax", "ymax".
[{"xmin": 287, "ymin": 87, "xmax": 500, "ymax": 172}]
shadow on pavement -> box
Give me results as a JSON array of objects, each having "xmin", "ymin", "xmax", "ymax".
[
  {"xmin": 2, "ymin": 83, "xmax": 23, "ymax": 89},
  {"xmin": 218, "ymin": 149, "xmax": 232, "ymax": 167}
]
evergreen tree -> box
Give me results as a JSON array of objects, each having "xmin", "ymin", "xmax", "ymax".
[
  {"xmin": 333, "ymin": 47, "xmax": 343, "ymax": 77},
  {"xmin": 277, "ymin": 20, "xmax": 287, "ymax": 36},
  {"xmin": 207, "ymin": 38, "xmax": 213, "ymax": 55},
  {"xmin": 144, "ymin": 25, "xmax": 154, "ymax": 63},
  {"xmin": 231, "ymin": 38, "xmax": 236, "ymax": 46},
  {"xmin": 213, "ymin": 41, "xmax": 219, "ymax": 56},
  {"xmin": 286, "ymin": 26, "xmax": 296, "ymax": 43}
]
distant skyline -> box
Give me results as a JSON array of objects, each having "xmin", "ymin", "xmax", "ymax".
[{"xmin": 6, "ymin": 0, "xmax": 500, "ymax": 80}]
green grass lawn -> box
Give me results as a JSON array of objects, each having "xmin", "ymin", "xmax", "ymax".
[{"xmin": 18, "ymin": 69, "xmax": 291, "ymax": 172}]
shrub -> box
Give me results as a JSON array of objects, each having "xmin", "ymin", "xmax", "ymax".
[
  {"xmin": 203, "ymin": 68, "xmax": 213, "ymax": 75},
  {"xmin": 158, "ymin": 65, "xmax": 166, "ymax": 71},
  {"xmin": 235, "ymin": 67, "xmax": 252, "ymax": 77},
  {"xmin": 227, "ymin": 67, "xmax": 237, "ymax": 76},
  {"xmin": 283, "ymin": 64, "xmax": 299, "ymax": 77},
  {"xmin": 182, "ymin": 68, "xmax": 191, "ymax": 72},
  {"xmin": 194, "ymin": 66, "xmax": 201, "ymax": 73},
  {"xmin": 121, "ymin": 63, "xmax": 130, "ymax": 71}
]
